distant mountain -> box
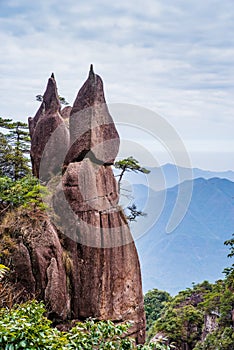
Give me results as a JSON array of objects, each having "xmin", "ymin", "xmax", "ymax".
[
  {"xmin": 119, "ymin": 163, "xmax": 234, "ymax": 191},
  {"xmin": 158, "ymin": 164, "xmax": 234, "ymax": 188},
  {"xmin": 127, "ymin": 177, "xmax": 234, "ymax": 295}
]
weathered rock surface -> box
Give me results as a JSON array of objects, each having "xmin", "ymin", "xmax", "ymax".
[
  {"xmin": 202, "ymin": 313, "xmax": 219, "ymax": 341},
  {"xmin": 29, "ymin": 74, "xmax": 69, "ymax": 179},
  {"xmin": 62, "ymin": 160, "xmax": 119, "ymax": 213},
  {"xmin": 61, "ymin": 66, "xmax": 145, "ymax": 343},
  {"xmin": 13, "ymin": 238, "xmax": 36, "ymax": 295},
  {"xmin": 61, "ymin": 106, "xmax": 72, "ymax": 120},
  {"xmin": 21, "ymin": 67, "xmax": 146, "ymax": 343},
  {"xmin": 64, "ymin": 65, "xmax": 120, "ymax": 168},
  {"xmin": 10, "ymin": 215, "xmax": 70, "ymax": 321}
]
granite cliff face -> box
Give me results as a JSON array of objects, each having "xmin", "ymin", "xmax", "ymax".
[{"xmin": 22, "ymin": 66, "xmax": 146, "ymax": 343}]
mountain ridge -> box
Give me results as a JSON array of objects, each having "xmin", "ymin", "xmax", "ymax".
[
  {"xmin": 125, "ymin": 176, "xmax": 234, "ymax": 295},
  {"xmin": 120, "ymin": 163, "xmax": 234, "ymax": 191}
]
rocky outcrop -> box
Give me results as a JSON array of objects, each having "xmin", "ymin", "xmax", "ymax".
[
  {"xmin": 13, "ymin": 238, "xmax": 36, "ymax": 295},
  {"xmin": 6, "ymin": 212, "xmax": 70, "ymax": 320},
  {"xmin": 23, "ymin": 67, "xmax": 146, "ymax": 343},
  {"xmin": 202, "ymin": 313, "xmax": 219, "ymax": 341}
]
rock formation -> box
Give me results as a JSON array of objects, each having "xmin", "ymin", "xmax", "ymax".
[
  {"xmin": 15, "ymin": 66, "xmax": 145, "ymax": 343},
  {"xmin": 13, "ymin": 217, "xmax": 69, "ymax": 320},
  {"xmin": 64, "ymin": 64, "xmax": 119, "ymax": 168},
  {"xmin": 202, "ymin": 314, "xmax": 219, "ymax": 341},
  {"xmin": 29, "ymin": 74, "xmax": 69, "ymax": 179}
]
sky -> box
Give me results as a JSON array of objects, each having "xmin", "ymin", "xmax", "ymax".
[{"xmin": 0, "ymin": 0, "xmax": 234, "ymax": 171}]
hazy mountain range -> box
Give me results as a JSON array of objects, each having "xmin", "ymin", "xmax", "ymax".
[
  {"xmin": 121, "ymin": 165, "xmax": 234, "ymax": 295},
  {"xmin": 122, "ymin": 163, "xmax": 234, "ymax": 191},
  {"xmin": 156, "ymin": 163, "xmax": 234, "ymax": 188}
]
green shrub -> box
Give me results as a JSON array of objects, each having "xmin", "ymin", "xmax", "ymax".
[
  {"xmin": 0, "ymin": 175, "xmax": 47, "ymax": 210},
  {"xmin": 0, "ymin": 300, "xmax": 171, "ymax": 350},
  {"xmin": 0, "ymin": 300, "xmax": 62, "ymax": 349}
]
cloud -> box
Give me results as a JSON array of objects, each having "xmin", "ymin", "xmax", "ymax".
[{"xmin": 0, "ymin": 0, "xmax": 233, "ymax": 170}]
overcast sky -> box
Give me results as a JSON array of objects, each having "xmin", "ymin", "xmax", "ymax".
[{"xmin": 0, "ymin": 0, "xmax": 234, "ymax": 171}]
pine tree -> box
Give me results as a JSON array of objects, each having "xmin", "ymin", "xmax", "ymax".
[
  {"xmin": 114, "ymin": 156, "xmax": 150, "ymax": 193},
  {"xmin": 114, "ymin": 156, "xmax": 150, "ymax": 222},
  {"xmin": 36, "ymin": 94, "xmax": 69, "ymax": 105},
  {"xmin": 0, "ymin": 133, "xmax": 13, "ymax": 178},
  {"xmin": 0, "ymin": 117, "xmax": 31, "ymax": 180}
]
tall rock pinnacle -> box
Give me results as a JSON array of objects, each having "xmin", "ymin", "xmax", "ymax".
[
  {"xmin": 64, "ymin": 65, "xmax": 120, "ymax": 167},
  {"xmin": 27, "ymin": 68, "xmax": 145, "ymax": 344},
  {"xmin": 29, "ymin": 74, "xmax": 69, "ymax": 178}
]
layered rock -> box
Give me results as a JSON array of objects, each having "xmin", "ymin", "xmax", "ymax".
[{"xmin": 26, "ymin": 67, "xmax": 146, "ymax": 343}]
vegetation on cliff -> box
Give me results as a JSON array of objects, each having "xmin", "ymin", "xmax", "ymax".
[
  {"xmin": 0, "ymin": 300, "xmax": 142, "ymax": 349},
  {"xmin": 145, "ymin": 237, "xmax": 234, "ymax": 350},
  {"xmin": 0, "ymin": 296, "xmax": 170, "ymax": 349}
]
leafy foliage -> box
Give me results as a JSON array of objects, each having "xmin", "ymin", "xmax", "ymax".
[
  {"xmin": 0, "ymin": 117, "xmax": 47, "ymax": 216},
  {"xmin": 224, "ymin": 233, "xmax": 234, "ymax": 258},
  {"xmin": 144, "ymin": 289, "xmax": 171, "ymax": 331},
  {"xmin": 0, "ymin": 300, "xmax": 62, "ymax": 349},
  {"xmin": 148, "ymin": 286, "xmax": 204, "ymax": 349},
  {"xmin": 0, "ymin": 300, "xmax": 170, "ymax": 350},
  {"xmin": 193, "ymin": 327, "xmax": 234, "ymax": 350},
  {"xmin": 193, "ymin": 242, "xmax": 234, "ymax": 350},
  {"xmin": 64, "ymin": 319, "xmax": 134, "ymax": 349},
  {"xmin": 147, "ymin": 238, "xmax": 234, "ymax": 350},
  {"xmin": 223, "ymin": 233, "xmax": 234, "ymax": 279},
  {"xmin": 0, "ymin": 175, "xmax": 47, "ymax": 211}
]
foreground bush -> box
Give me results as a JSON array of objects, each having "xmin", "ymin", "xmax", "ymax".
[{"xmin": 0, "ymin": 300, "xmax": 170, "ymax": 349}]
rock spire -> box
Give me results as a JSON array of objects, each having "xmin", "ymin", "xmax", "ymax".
[
  {"xmin": 29, "ymin": 74, "xmax": 69, "ymax": 178},
  {"xmin": 26, "ymin": 67, "xmax": 146, "ymax": 343},
  {"xmin": 64, "ymin": 65, "xmax": 119, "ymax": 167}
]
